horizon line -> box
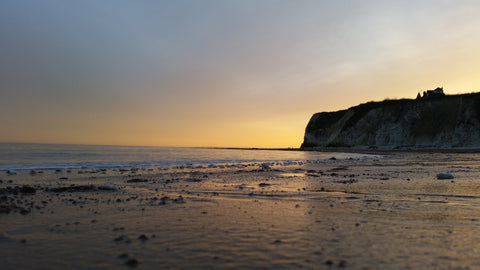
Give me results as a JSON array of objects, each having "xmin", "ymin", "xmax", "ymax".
[{"xmin": 0, "ymin": 141, "xmax": 301, "ymax": 150}]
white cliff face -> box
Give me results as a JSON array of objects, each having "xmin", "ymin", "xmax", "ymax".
[{"xmin": 302, "ymin": 93, "xmax": 480, "ymax": 149}]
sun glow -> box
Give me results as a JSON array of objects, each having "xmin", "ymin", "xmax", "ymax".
[{"xmin": 1, "ymin": 1, "xmax": 480, "ymax": 148}]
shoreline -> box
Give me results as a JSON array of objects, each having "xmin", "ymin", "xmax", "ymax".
[{"xmin": 213, "ymin": 146, "xmax": 480, "ymax": 154}]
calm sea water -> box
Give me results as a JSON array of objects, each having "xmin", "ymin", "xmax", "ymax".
[{"xmin": 0, "ymin": 143, "xmax": 370, "ymax": 171}]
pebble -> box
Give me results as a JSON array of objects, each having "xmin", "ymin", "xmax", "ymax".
[
  {"xmin": 126, "ymin": 179, "xmax": 148, "ymax": 183},
  {"xmin": 260, "ymin": 163, "xmax": 271, "ymax": 170},
  {"xmin": 125, "ymin": 258, "xmax": 139, "ymax": 267},
  {"xmin": 51, "ymin": 185, "xmax": 98, "ymax": 193},
  {"xmin": 0, "ymin": 232, "xmax": 11, "ymax": 240},
  {"xmin": 138, "ymin": 234, "xmax": 148, "ymax": 241},
  {"xmin": 114, "ymin": 235, "xmax": 127, "ymax": 242},
  {"xmin": 98, "ymin": 184, "xmax": 118, "ymax": 191},
  {"xmin": 437, "ymin": 173, "xmax": 454, "ymax": 180}
]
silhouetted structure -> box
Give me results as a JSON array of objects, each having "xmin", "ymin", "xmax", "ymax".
[{"xmin": 417, "ymin": 87, "xmax": 445, "ymax": 99}]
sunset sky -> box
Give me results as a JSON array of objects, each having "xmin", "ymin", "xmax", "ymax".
[{"xmin": 1, "ymin": 1, "xmax": 480, "ymax": 148}]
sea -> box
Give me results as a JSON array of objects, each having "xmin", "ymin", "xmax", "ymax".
[{"xmin": 0, "ymin": 143, "xmax": 371, "ymax": 171}]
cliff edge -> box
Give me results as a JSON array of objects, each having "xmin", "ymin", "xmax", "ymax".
[{"xmin": 301, "ymin": 91, "xmax": 480, "ymax": 149}]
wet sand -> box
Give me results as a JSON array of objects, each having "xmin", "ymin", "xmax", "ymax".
[{"xmin": 2, "ymin": 152, "xmax": 480, "ymax": 269}]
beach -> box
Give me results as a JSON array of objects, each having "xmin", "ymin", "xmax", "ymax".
[{"xmin": 2, "ymin": 152, "xmax": 480, "ymax": 269}]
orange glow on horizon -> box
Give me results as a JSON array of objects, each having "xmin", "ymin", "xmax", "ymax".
[{"xmin": 2, "ymin": 2, "xmax": 480, "ymax": 148}]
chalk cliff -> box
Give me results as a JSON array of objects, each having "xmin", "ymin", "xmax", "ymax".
[{"xmin": 301, "ymin": 92, "xmax": 480, "ymax": 149}]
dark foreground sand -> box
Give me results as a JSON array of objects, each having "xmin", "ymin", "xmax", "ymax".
[{"xmin": 2, "ymin": 152, "xmax": 480, "ymax": 269}]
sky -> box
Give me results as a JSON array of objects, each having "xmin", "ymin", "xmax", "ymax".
[{"xmin": 1, "ymin": 0, "xmax": 480, "ymax": 148}]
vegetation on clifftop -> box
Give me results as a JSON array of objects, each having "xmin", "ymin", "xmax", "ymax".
[{"xmin": 302, "ymin": 92, "xmax": 480, "ymax": 149}]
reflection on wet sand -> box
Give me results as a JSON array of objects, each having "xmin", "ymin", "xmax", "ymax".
[{"xmin": 2, "ymin": 153, "xmax": 480, "ymax": 268}]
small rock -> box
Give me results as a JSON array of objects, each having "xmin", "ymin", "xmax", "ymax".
[
  {"xmin": 98, "ymin": 184, "xmax": 118, "ymax": 191},
  {"xmin": 118, "ymin": 253, "xmax": 128, "ymax": 259},
  {"xmin": 20, "ymin": 185, "xmax": 36, "ymax": 194},
  {"xmin": 0, "ymin": 232, "xmax": 11, "ymax": 240},
  {"xmin": 159, "ymin": 196, "xmax": 169, "ymax": 205},
  {"xmin": 138, "ymin": 234, "xmax": 148, "ymax": 241},
  {"xmin": 261, "ymin": 164, "xmax": 271, "ymax": 170},
  {"xmin": 49, "ymin": 185, "xmax": 96, "ymax": 193},
  {"xmin": 126, "ymin": 179, "xmax": 148, "ymax": 183},
  {"xmin": 114, "ymin": 235, "xmax": 127, "ymax": 242},
  {"xmin": 173, "ymin": 196, "xmax": 185, "ymax": 203},
  {"xmin": 437, "ymin": 173, "xmax": 454, "ymax": 180},
  {"xmin": 125, "ymin": 258, "xmax": 139, "ymax": 267},
  {"xmin": 185, "ymin": 178, "xmax": 202, "ymax": 183}
]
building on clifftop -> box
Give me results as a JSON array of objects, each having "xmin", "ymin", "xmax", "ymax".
[{"xmin": 417, "ymin": 87, "xmax": 445, "ymax": 99}]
